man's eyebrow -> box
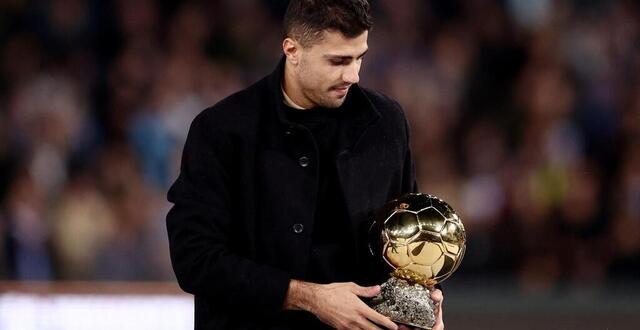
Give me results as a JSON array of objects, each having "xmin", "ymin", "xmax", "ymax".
[{"xmin": 324, "ymin": 49, "xmax": 369, "ymax": 60}]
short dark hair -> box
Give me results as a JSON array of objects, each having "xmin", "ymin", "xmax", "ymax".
[{"xmin": 283, "ymin": 0, "xmax": 373, "ymax": 47}]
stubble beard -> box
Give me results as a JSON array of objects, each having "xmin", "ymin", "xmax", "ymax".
[
  {"xmin": 316, "ymin": 93, "xmax": 345, "ymax": 108},
  {"xmin": 302, "ymin": 85, "xmax": 347, "ymax": 109}
]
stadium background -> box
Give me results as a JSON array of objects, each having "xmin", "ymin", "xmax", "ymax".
[{"xmin": 0, "ymin": 0, "xmax": 639, "ymax": 329}]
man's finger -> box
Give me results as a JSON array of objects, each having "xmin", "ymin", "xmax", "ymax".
[
  {"xmin": 430, "ymin": 288, "xmax": 443, "ymax": 303},
  {"xmin": 358, "ymin": 304, "xmax": 398, "ymax": 330},
  {"xmin": 432, "ymin": 321, "xmax": 444, "ymax": 330},
  {"xmin": 424, "ymin": 287, "xmax": 444, "ymax": 330},
  {"xmin": 358, "ymin": 318, "xmax": 385, "ymax": 330},
  {"xmin": 432, "ymin": 296, "xmax": 444, "ymax": 330},
  {"xmin": 352, "ymin": 284, "xmax": 381, "ymax": 298}
]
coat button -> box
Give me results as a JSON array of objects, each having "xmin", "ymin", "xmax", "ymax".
[
  {"xmin": 293, "ymin": 223, "xmax": 304, "ymax": 234},
  {"xmin": 298, "ymin": 156, "xmax": 309, "ymax": 167},
  {"xmin": 285, "ymin": 126, "xmax": 295, "ymax": 136}
]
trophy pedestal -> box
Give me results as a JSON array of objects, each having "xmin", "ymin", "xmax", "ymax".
[{"xmin": 368, "ymin": 277, "xmax": 436, "ymax": 330}]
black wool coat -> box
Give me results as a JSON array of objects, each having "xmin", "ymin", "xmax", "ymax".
[{"xmin": 166, "ymin": 59, "xmax": 418, "ymax": 329}]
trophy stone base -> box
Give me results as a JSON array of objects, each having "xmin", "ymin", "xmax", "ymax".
[{"xmin": 368, "ymin": 277, "xmax": 436, "ymax": 329}]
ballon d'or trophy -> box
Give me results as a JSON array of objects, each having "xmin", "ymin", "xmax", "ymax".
[{"xmin": 368, "ymin": 193, "xmax": 466, "ymax": 329}]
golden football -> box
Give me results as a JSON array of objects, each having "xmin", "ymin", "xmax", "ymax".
[{"xmin": 369, "ymin": 193, "xmax": 466, "ymax": 286}]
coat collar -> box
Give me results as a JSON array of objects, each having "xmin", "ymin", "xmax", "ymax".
[{"xmin": 266, "ymin": 57, "xmax": 381, "ymax": 151}]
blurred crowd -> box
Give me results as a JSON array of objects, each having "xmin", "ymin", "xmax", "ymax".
[{"xmin": 0, "ymin": 0, "xmax": 638, "ymax": 294}]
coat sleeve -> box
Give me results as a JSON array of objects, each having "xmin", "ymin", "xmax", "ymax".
[{"xmin": 166, "ymin": 113, "xmax": 291, "ymax": 318}]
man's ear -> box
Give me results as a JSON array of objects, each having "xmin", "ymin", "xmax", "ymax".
[{"xmin": 283, "ymin": 37, "xmax": 300, "ymax": 65}]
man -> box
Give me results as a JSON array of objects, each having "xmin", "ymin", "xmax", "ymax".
[{"xmin": 166, "ymin": 0, "xmax": 444, "ymax": 329}]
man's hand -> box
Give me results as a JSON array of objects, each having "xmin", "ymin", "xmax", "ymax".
[
  {"xmin": 284, "ymin": 280, "xmax": 398, "ymax": 330},
  {"xmin": 397, "ymin": 287, "xmax": 444, "ymax": 330}
]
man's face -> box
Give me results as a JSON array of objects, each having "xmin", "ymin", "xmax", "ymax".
[{"xmin": 293, "ymin": 30, "xmax": 368, "ymax": 108}]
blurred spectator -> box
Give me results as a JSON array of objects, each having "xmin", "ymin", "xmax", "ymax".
[
  {"xmin": 5, "ymin": 170, "xmax": 52, "ymax": 280},
  {"xmin": 52, "ymin": 169, "xmax": 115, "ymax": 280},
  {"xmin": 607, "ymin": 144, "xmax": 640, "ymax": 283}
]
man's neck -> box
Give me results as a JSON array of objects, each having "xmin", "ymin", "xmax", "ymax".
[
  {"xmin": 282, "ymin": 85, "xmax": 306, "ymax": 110},
  {"xmin": 283, "ymin": 61, "xmax": 315, "ymax": 109}
]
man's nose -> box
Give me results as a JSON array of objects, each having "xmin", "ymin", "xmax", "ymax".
[{"xmin": 342, "ymin": 63, "xmax": 360, "ymax": 84}]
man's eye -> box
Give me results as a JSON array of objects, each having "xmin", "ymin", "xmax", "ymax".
[{"xmin": 330, "ymin": 59, "xmax": 344, "ymax": 65}]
